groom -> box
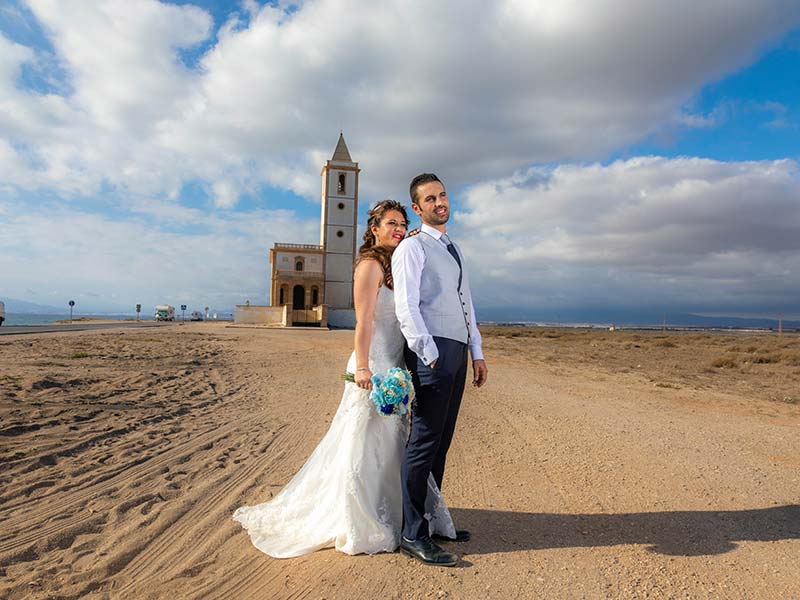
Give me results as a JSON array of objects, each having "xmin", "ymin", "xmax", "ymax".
[{"xmin": 392, "ymin": 173, "xmax": 488, "ymax": 566}]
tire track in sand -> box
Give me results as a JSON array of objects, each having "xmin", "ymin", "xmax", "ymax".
[
  {"xmin": 112, "ymin": 424, "xmax": 290, "ymax": 594},
  {"xmin": 0, "ymin": 419, "xmax": 240, "ymax": 556}
]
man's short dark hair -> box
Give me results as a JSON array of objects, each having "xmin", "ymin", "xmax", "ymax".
[{"xmin": 409, "ymin": 173, "xmax": 442, "ymax": 206}]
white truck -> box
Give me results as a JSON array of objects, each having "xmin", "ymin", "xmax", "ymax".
[
  {"xmin": 0, "ymin": 301, "xmax": 5, "ymax": 326},
  {"xmin": 154, "ymin": 305, "xmax": 175, "ymax": 321}
]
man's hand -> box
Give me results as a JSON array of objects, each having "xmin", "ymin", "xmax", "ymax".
[
  {"xmin": 472, "ymin": 359, "xmax": 488, "ymax": 387},
  {"xmin": 429, "ymin": 359, "xmax": 437, "ymax": 369}
]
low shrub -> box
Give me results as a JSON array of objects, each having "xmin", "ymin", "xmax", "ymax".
[
  {"xmin": 781, "ymin": 352, "xmax": 800, "ymax": 366},
  {"xmin": 712, "ymin": 355, "xmax": 738, "ymax": 368},
  {"xmin": 751, "ymin": 354, "xmax": 779, "ymax": 364},
  {"xmin": 654, "ymin": 340, "xmax": 677, "ymax": 348}
]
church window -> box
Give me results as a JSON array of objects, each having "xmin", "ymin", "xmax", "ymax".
[
  {"xmin": 336, "ymin": 230, "xmax": 344, "ymax": 238},
  {"xmin": 296, "ymin": 261, "xmax": 303, "ymax": 271},
  {"xmin": 337, "ymin": 173, "xmax": 346, "ymax": 194}
]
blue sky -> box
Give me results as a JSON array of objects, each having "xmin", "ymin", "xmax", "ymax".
[
  {"xmin": 1, "ymin": 1, "xmax": 799, "ymax": 320},
  {"xmin": 622, "ymin": 29, "xmax": 800, "ymax": 163}
]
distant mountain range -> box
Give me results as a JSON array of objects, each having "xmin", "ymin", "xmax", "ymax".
[
  {"xmin": 1, "ymin": 297, "xmax": 68, "ymax": 314},
  {"xmin": 476, "ymin": 306, "xmax": 800, "ymax": 329},
  {"xmin": 0, "ymin": 298, "xmax": 229, "ymax": 317}
]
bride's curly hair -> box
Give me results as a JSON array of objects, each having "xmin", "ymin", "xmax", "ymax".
[{"xmin": 357, "ymin": 199, "xmax": 409, "ymax": 290}]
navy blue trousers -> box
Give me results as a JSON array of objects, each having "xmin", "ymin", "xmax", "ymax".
[{"xmin": 401, "ymin": 336, "xmax": 468, "ymax": 541}]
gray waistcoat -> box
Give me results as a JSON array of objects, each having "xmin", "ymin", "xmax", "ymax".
[{"xmin": 416, "ymin": 232, "xmax": 473, "ymax": 345}]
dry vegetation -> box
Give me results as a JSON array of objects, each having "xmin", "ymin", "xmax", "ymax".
[{"xmin": 481, "ymin": 326, "xmax": 800, "ymax": 405}]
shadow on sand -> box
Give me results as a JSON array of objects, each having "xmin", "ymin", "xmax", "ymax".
[{"xmin": 448, "ymin": 505, "xmax": 800, "ymax": 556}]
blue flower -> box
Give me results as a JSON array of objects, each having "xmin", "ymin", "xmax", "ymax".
[{"xmin": 367, "ymin": 368, "xmax": 415, "ymax": 417}]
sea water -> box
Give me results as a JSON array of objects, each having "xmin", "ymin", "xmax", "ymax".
[
  {"xmin": 2, "ymin": 313, "xmax": 233, "ymax": 326},
  {"xmin": 2, "ymin": 313, "xmax": 154, "ymax": 326}
]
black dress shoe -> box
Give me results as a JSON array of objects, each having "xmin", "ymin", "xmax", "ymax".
[
  {"xmin": 399, "ymin": 537, "xmax": 459, "ymax": 566},
  {"xmin": 432, "ymin": 529, "xmax": 471, "ymax": 543}
]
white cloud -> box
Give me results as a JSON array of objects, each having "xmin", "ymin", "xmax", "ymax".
[
  {"xmin": 0, "ymin": 0, "xmax": 211, "ymax": 196},
  {"xmin": 2, "ymin": 0, "xmax": 800, "ymax": 316},
  {"xmin": 454, "ymin": 157, "xmax": 800, "ymax": 313},
  {"xmin": 0, "ymin": 199, "xmax": 318, "ymax": 310},
  {"xmin": 1, "ymin": 0, "xmax": 798, "ymax": 204},
  {"xmin": 211, "ymin": 179, "xmax": 240, "ymax": 208}
]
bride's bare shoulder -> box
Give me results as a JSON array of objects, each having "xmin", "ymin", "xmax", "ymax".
[{"xmin": 354, "ymin": 258, "xmax": 384, "ymax": 282}]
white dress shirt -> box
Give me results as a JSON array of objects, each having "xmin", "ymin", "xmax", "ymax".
[{"xmin": 393, "ymin": 223, "xmax": 484, "ymax": 366}]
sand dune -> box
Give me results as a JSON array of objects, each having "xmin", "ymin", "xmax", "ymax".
[{"xmin": 1, "ymin": 324, "xmax": 798, "ymax": 599}]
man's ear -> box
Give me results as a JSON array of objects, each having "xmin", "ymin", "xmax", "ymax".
[{"xmin": 411, "ymin": 202, "xmax": 423, "ymax": 217}]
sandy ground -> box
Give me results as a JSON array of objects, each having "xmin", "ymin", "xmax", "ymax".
[{"xmin": 1, "ymin": 324, "xmax": 798, "ymax": 600}]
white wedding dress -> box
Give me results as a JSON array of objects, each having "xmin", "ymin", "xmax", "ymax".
[{"xmin": 233, "ymin": 285, "xmax": 455, "ymax": 557}]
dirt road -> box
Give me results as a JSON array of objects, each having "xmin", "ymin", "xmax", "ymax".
[{"xmin": 1, "ymin": 325, "xmax": 798, "ymax": 599}]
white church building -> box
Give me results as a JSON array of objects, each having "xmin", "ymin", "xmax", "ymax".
[{"xmin": 234, "ymin": 133, "xmax": 359, "ymax": 328}]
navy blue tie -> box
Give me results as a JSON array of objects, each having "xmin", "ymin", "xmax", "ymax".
[{"xmin": 441, "ymin": 233, "xmax": 462, "ymax": 290}]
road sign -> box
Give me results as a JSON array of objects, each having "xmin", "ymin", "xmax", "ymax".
[
  {"xmin": 68, "ymin": 300, "xmax": 75, "ymax": 323},
  {"xmin": 181, "ymin": 305, "xmax": 187, "ymax": 311},
  {"xmin": 136, "ymin": 304, "xmax": 141, "ymax": 321}
]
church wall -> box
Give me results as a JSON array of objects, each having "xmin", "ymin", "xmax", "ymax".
[
  {"xmin": 328, "ymin": 307, "xmax": 356, "ymax": 329},
  {"xmin": 324, "ymin": 226, "xmax": 356, "ymax": 254},
  {"xmin": 234, "ymin": 304, "xmax": 288, "ymax": 326},
  {"xmin": 325, "ymin": 253, "xmax": 355, "ymax": 282},
  {"xmin": 325, "ymin": 282, "xmax": 352, "ymax": 308},
  {"xmin": 274, "ymin": 252, "xmax": 323, "ymax": 272},
  {"xmin": 325, "ymin": 197, "xmax": 355, "ymax": 227}
]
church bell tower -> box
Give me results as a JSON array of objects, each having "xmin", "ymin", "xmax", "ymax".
[{"xmin": 320, "ymin": 133, "xmax": 359, "ymax": 319}]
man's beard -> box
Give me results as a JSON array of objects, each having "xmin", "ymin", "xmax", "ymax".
[{"xmin": 428, "ymin": 209, "xmax": 449, "ymax": 225}]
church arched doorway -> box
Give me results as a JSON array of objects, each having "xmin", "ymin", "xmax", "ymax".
[{"xmin": 292, "ymin": 285, "xmax": 305, "ymax": 310}]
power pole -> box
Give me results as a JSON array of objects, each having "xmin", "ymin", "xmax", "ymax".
[{"xmin": 778, "ymin": 313, "xmax": 783, "ymax": 336}]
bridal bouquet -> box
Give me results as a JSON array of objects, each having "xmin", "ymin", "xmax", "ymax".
[{"xmin": 343, "ymin": 367, "xmax": 415, "ymax": 416}]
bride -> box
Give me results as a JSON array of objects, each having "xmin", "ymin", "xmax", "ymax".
[{"xmin": 233, "ymin": 200, "xmax": 455, "ymax": 557}]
